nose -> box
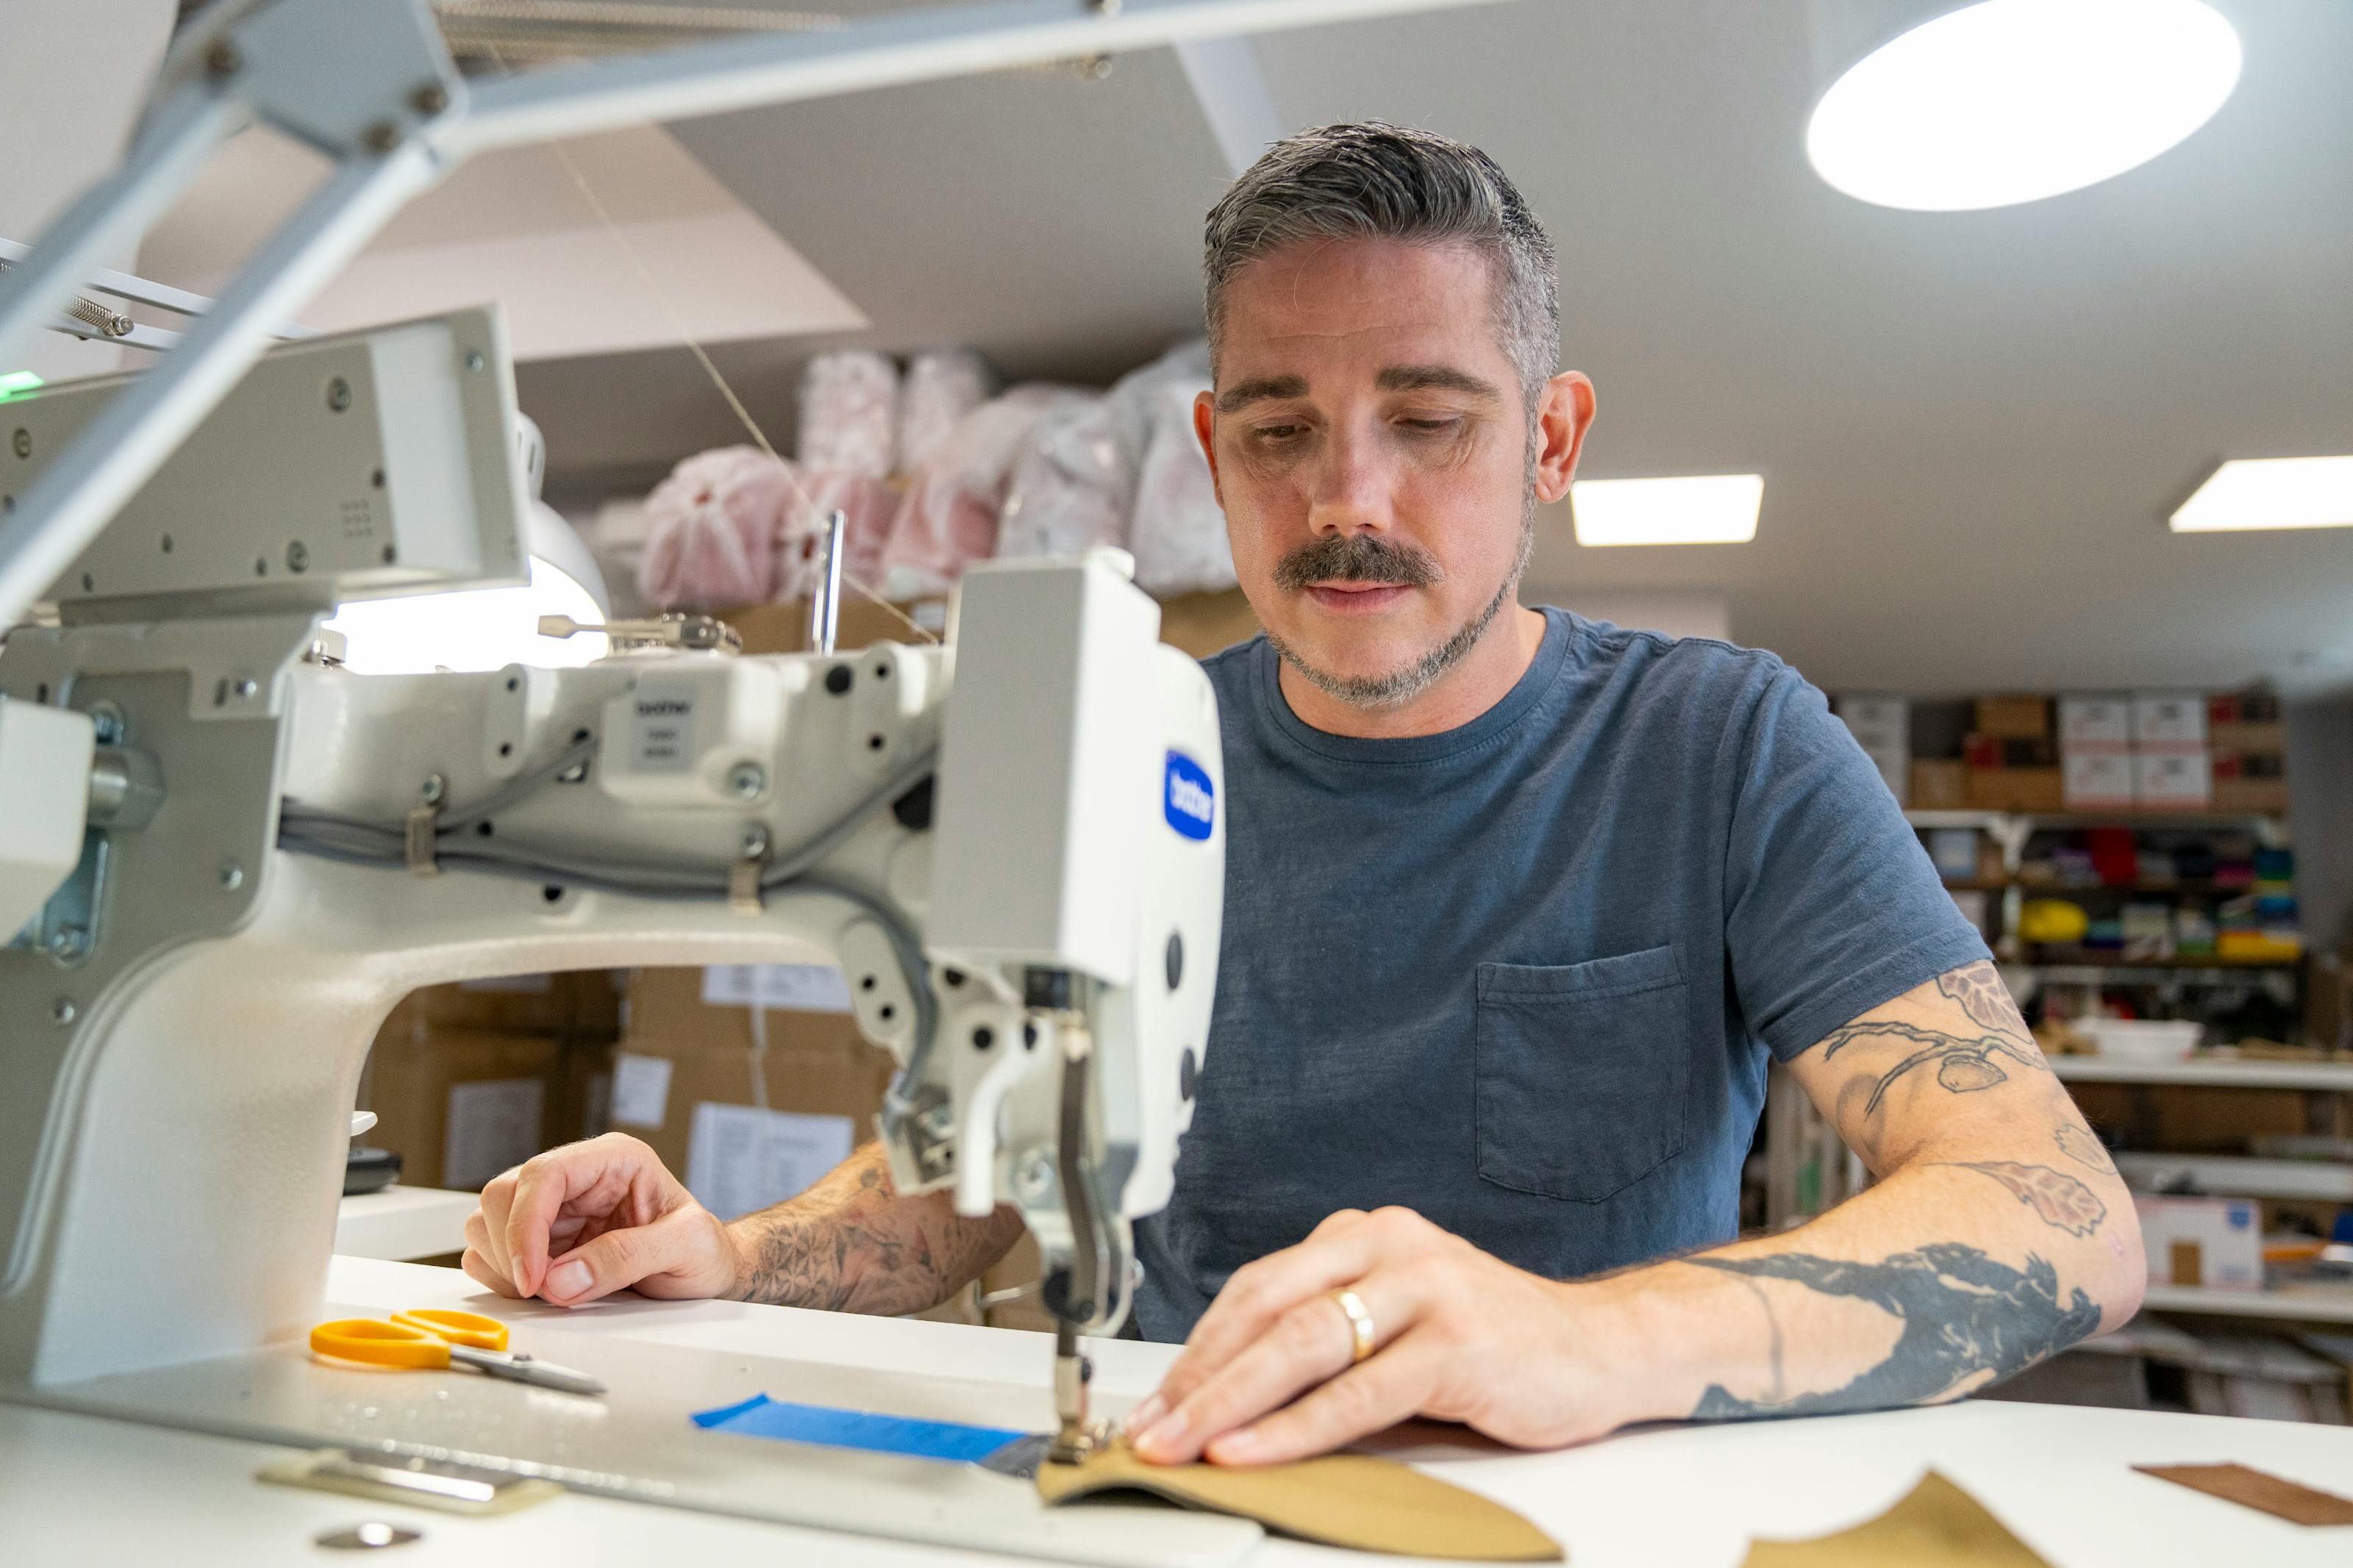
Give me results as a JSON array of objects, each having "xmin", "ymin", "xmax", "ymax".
[{"xmin": 1304, "ymin": 419, "xmax": 1395, "ymax": 538}]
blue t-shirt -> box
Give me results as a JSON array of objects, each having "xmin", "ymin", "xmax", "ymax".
[{"xmin": 1131, "ymin": 609, "xmax": 1989, "ymax": 1342}]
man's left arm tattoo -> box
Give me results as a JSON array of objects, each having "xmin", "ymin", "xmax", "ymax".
[
  {"xmin": 1685, "ymin": 1245, "xmax": 2102, "ymax": 1420},
  {"xmin": 1818, "ymin": 1019, "xmax": 2050, "ymax": 1114}
]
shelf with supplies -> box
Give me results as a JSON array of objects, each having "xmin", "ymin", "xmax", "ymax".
[
  {"xmin": 2113, "ymin": 1152, "xmax": 2353, "ymax": 1203},
  {"xmin": 2025, "ymin": 950, "xmax": 2303, "ymax": 975},
  {"xmin": 2049, "ymin": 1056, "xmax": 2353, "ymax": 1091},
  {"xmin": 2138, "ymin": 1282, "xmax": 2353, "ymax": 1324}
]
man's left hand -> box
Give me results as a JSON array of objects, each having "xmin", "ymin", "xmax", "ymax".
[{"xmin": 1125, "ymin": 1206, "xmax": 1630, "ymax": 1466}]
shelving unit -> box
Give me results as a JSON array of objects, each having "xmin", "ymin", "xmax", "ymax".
[
  {"xmin": 2139, "ymin": 1283, "xmax": 2353, "ymax": 1324},
  {"xmin": 2112, "ymin": 1153, "xmax": 2353, "ymax": 1203},
  {"xmin": 2049, "ymin": 1056, "xmax": 2353, "ymax": 1091}
]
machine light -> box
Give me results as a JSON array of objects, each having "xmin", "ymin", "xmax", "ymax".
[
  {"xmin": 321, "ymin": 503, "xmax": 613, "ymax": 673},
  {"xmin": 1807, "ymin": 0, "xmax": 2240, "ymax": 212},
  {"xmin": 1571, "ymin": 474, "xmax": 1763, "ymax": 547},
  {"xmin": 0, "ymin": 370, "xmax": 43, "ymax": 400},
  {"xmin": 2170, "ymin": 456, "xmax": 2353, "ymax": 534}
]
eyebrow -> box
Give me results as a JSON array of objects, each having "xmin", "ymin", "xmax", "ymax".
[
  {"xmin": 1375, "ymin": 364, "xmax": 1504, "ymax": 400},
  {"xmin": 1216, "ymin": 374, "xmax": 1310, "ymax": 413}
]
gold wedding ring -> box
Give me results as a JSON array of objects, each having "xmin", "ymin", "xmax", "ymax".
[{"xmin": 1327, "ymin": 1287, "xmax": 1376, "ymax": 1365}]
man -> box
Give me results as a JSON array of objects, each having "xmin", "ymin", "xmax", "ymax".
[{"xmin": 464, "ymin": 123, "xmax": 2143, "ymax": 1467}]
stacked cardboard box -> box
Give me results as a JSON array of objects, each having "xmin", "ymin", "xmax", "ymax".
[
  {"xmin": 2210, "ymin": 690, "xmax": 2289, "ymax": 815},
  {"xmin": 2059, "ymin": 695, "xmax": 2135, "ymax": 810},
  {"xmin": 1832, "ymin": 694, "xmax": 1909, "ymax": 805},
  {"xmin": 360, "ymin": 971, "xmax": 625, "ymax": 1194},
  {"xmin": 1964, "ymin": 695, "xmax": 2061, "ymax": 811},
  {"xmin": 2131, "ymin": 691, "xmax": 2213, "ymax": 809}
]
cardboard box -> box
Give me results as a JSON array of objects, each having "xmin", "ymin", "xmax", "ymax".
[
  {"xmin": 1908, "ymin": 759, "xmax": 1966, "ymax": 808},
  {"xmin": 2135, "ymin": 750, "xmax": 2213, "ymax": 808},
  {"xmin": 362, "ymin": 1026, "xmax": 561, "ymax": 1192},
  {"xmin": 1835, "ymin": 694, "xmax": 1908, "ymax": 749},
  {"xmin": 2212, "ymin": 777, "xmax": 2290, "ymax": 815},
  {"xmin": 550, "ymin": 1036, "xmax": 618, "ymax": 1149},
  {"xmin": 1974, "ymin": 695, "xmax": 2051, "ymax": 738},
  {"xmin": 2059, "ymin": 696, "xmax": 2132, "ymax": 747},
  {"xmin": 616, "ymin": 967, "xmax": 897, "ymax": 1222},
  {"xmin": 2132, "ymin": 692, "xmax": 2209, "ymax": 747},
  {"xmin": 2135, "ymin": 1195, "xmax": 2263, "ymax": 1291},
  {"xmin": 380, "ymin": 971, "xmax": 623, "ymax": 1038},
  {"xmin": 2209, "ymin": 720, "xmax": 2288, "ymax": 752},
  {"xmin": 2063, "ymin": 750, "xmax": 2136, "ymax": 810},
  {"xmin": 1965, "ymin": 767, "xmax": 2064, "ymax": 812}
]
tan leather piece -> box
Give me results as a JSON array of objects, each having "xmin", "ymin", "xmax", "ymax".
[
  {"xmin": 1037, "ymin": 1442, "xmax": 1563, "ymax": 1561},
  {"xmin": 1742, "ymin": 1471, "xmax": 2051, "ymax": 1568}
]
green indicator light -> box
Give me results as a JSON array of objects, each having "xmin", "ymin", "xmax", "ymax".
[{"xmin": 0, "ymin": 370, "xmax": 43, "ymax": 401}]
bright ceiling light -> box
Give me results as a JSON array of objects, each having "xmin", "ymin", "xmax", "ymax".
[
  {"xmin": 1571, "ymin": 475, "xmax": 1763, "ymax": 547},
  {"xmin": 1808, "ymin": 0, "xmax": 2241, "ymax": 212},
  {"xmin": 2171, "ymin": 457, "xmax": 2353, "ymax": 534}
]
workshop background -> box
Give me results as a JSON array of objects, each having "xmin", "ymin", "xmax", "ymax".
[{"xmin": 15, "ymin": 0, "xmax": 2353, "ymax": 1414}]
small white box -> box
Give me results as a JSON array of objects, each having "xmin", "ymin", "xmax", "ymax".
[
  {"xmin": 2059, "ymin": 696, "xmax": 2133, "ymax": 747},
  {"xmin": 2064, "ymin": 751, "xmax": 2136, "ymax": 809},
  {"xmin": 2135, "ymin": 1195, "xmax": 2262, "ymax": 1290},
  {"xmin": 2132, "ymin": 692, "xmax": 2209, "ymax": 747},
  {"xmin": 2135, "ymin": 750, "xmax": 2213, "ymax": 807},
  {"xmin": 1836, "ymin": 695, "xmax": 1908, "ymax": 749}
]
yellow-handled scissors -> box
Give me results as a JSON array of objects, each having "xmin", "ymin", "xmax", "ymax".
[{"xmin": 309, "ymin": 1309, "xmax": 606, "ymax": 1397}]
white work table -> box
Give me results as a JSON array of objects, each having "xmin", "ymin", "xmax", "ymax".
[
  {"xmin": 4, "ymin": 1255, "xmax": 2351, "ymax": 1567},
  {"xmin": 332, "ymin": 1185, "xmax": 479, "ymax": 1261}
]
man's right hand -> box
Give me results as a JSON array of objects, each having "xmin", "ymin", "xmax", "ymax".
[{"xmin": 462, "ymin": 1133, "xmax": 740, "ymax": 1307}]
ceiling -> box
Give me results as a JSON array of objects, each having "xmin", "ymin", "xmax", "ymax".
[{"xmin": 135, "ymin": 0, "xmax": 2353, "ymax": 694}]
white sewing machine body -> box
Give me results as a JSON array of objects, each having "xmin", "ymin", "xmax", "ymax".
[{"xmin": 0, "ymin": 312, "xmax": 1226, "ymax": 1407}]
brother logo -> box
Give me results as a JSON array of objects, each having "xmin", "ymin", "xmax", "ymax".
[
  {"xmin": 637, "ymin": 698, "xmax": 693, "ymax": 717},
  {"xmin": 1164, "ymin": 751, "xmax": 1214, "ymax": 840}
]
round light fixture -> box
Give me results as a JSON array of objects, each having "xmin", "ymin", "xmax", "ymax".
[{"xmin": 1807, "ymin": 0, "xmax": 2242, "ymax": 212}]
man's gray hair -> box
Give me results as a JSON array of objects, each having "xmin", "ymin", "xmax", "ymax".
[{"xmin": 1203, "ymin": 122, "xmax": 1560, "ymax": 407}]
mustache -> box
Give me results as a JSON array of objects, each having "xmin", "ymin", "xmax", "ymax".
[{"xmin": 1272, "ymin": 533, "xmax": 1443, "ymax": 593}]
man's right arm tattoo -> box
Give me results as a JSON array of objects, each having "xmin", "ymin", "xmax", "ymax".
[{"xmin": 730, "ymin": 1143, "xmax": 1025, "ymax": 1315}]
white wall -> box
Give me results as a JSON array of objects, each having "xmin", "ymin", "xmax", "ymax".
[{"xmin": 0, "ymin": 0, "xmax": 176, "ymax": 383}]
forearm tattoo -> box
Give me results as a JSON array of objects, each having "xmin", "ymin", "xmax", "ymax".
[
  {"xmin": 1939, "ymin": 1161, "xmax": 2106, "ymax": 1236},
  {"xmin": 1935, "ymin": 962, "xmax": 2034, "ymax": 1042},
  {"xmin": 732, "ymin": 1144, "xmax": 1025, "ymax": 1315},
  {"xmin": 2053, "ymin": 1120, "xmax": 2118, "ymax": 1175},
  {"xmin": 1686, "ymin": 1245, "xmax": 2101, "ymax": 1420}
]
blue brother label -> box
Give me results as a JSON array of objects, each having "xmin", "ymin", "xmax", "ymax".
[{"xmin": 1164, "ymin": 751, "xmax": 1215, "ymax": 840}]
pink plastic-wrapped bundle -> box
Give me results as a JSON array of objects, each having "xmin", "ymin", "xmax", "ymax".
[
  {"xmin": 898, "ymin": 348, "xmax": 996, "ymax": 472},
  {"xmin": 1129, "ymin": 380, "xmax": 1235, "ymax": 596},
  {"xmin": 880, "ymin": 385, "xmax": 1076, "ymax": 597},
  {"xmin": 796, "ymin": 351, "xmax": 899, "ymax": 478},
  {"xmin": 996, "ymin": 395, "xmax": 1128, "ymax": 562},
  {"xmin": 774, "ymin": 470, "xmax": 898, "ymax": 603},
  {"xmin": 636, "ymin": 445, "xmax": 794, "ymax": 609}
]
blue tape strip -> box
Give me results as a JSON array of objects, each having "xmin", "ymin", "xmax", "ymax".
[{"xmin": 691, "ymin": 1393, "xmax": 1027, "ymax": 1465}]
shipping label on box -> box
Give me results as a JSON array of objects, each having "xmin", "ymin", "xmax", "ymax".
[
  {"xmin": 2064, "ymin": 751, "xmax": 2136, "ymax": 809},
  {"xmin": 2132, "ymin": 692, "xmax": 2208, "ymax": 747},
  {"xmin": 610, "ymin": 1051, "xmax": 675, "ymax": 1129},
  {"xmin": 2059, "ymin": 696, "xmax": 2132, "ymax": 747},
  {"xmin": 2135, "ymin": 750, "xmax": 2213, "ymax": 807},
  {"xmin": 443, "ymin": 1078, "xmax": 546, "ymax": 1189},
  {"xmin": 700, "ymin": 963, "xmax": 853, "ymax": 1014},
  {"xmin": 685, "ymin": 1103, "xmax": 855, "ymax": 1221}
]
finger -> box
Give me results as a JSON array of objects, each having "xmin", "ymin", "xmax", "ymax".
[
  {"xmin": 461, "ymin": 1245, "xmax": 524, "ymax": 1297},
  {"xmin": 1150, "ymin": 1228, "xmax": 1385, "ymax": 1420},
  {"xmin": 504, "ymin": 1136, "xmax": 649, "ymax": 1297},
  {"xmin": 1135, "ymin": 1275, "xmax": 1418, "ymax": 1465},
  {"xmin": 540, "ymin": 1205, "xmax": 710, "ymax": 1306},
  {"xmin": 1205, "ymin": 1331, "xmax": 1446, "ymax": 1467},
  {"xmin": 475, "ymin": 1175, "xmax": 517, "ymax": 1282}
]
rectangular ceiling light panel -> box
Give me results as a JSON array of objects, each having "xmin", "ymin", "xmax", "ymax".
[
  {"xmin": 2171, "ymin": 456, "xmax": 2353, "ymax": 533},
  {"xmin": 1571, "ymin": 473, "xmax": 1763, "ymax": 546}
]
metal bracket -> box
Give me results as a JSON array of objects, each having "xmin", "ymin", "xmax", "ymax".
[
  {"xmin": 729, "ymin": 823, "xmax": 768, "ymax": 915},
  {"xmin": 405, "ymin": 773, "xmax": 444, "ymax": 875}
]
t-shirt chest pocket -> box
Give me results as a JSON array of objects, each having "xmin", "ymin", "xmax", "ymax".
[{"xmin": 1474, "ymin": 945, "xmax": 1691, "ymax": 1203}]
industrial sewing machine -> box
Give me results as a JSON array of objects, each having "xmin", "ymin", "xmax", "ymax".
[{"xmin": 0, "ymin": 308, "xmax": 1225, "ymax": 1478}]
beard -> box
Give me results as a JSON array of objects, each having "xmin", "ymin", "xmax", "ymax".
[{"xmin": 1264, "ymin": 480, "xmax": 1537, "ymax": 712}]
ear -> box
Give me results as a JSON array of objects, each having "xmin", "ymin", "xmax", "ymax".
[
  {"xmin": 1192, "ymin": 388, "xmax": 1224, "ymax": 505},
  {"xmin": 1530, "ymin": 371, "xmax": 1596, "ymax": 506}
]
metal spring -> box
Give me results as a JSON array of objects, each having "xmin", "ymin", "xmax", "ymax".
[{"xmin": 0, "ymin": 258, "xmax": 131, "ymax": 338}]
